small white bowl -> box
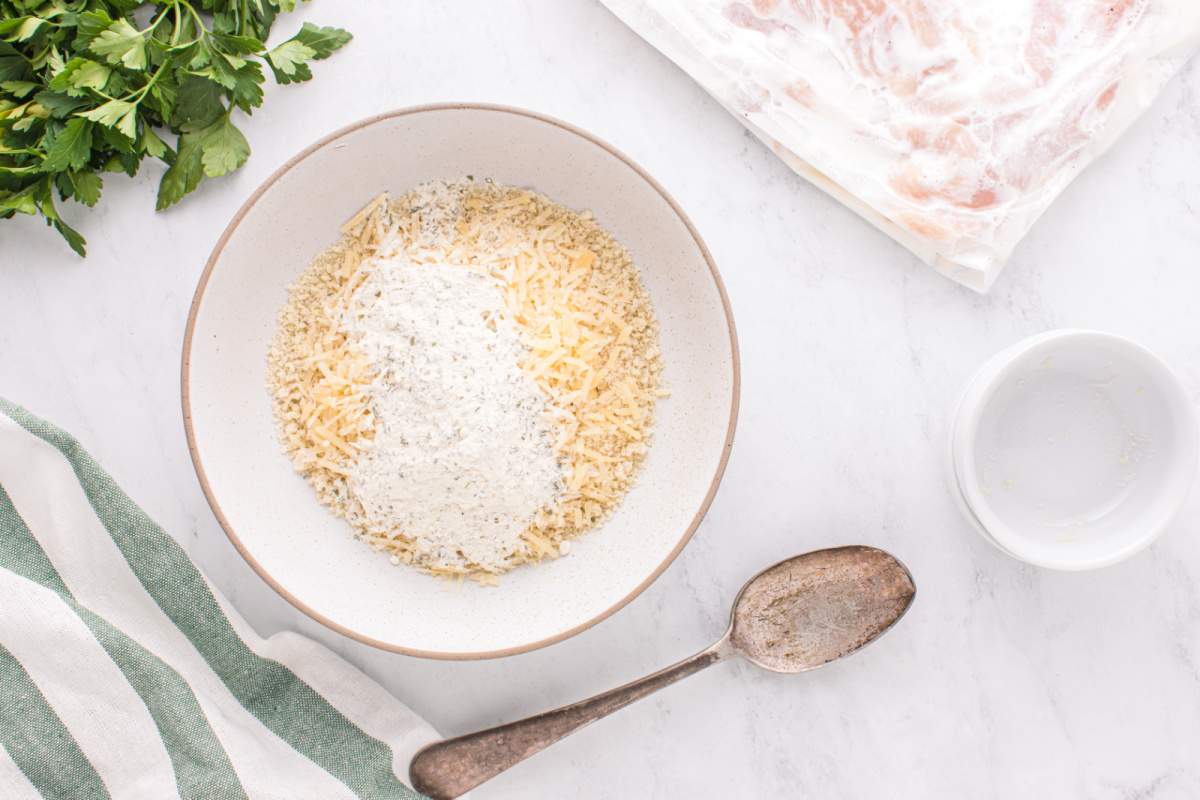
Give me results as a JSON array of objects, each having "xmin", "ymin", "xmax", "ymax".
[{"xmin": 949, "ymin": 330, "xmax": 1198, "ymax": 570}]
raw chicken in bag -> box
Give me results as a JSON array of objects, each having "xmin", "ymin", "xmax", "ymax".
[{"xmin": 602, "ymin": 0, "xmax": 1200, "ymax": 290}]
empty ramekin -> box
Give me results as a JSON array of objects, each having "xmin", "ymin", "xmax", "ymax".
[{"xmin": 948, "ymin": 330, "xmax": 1198, "ymax": 570}]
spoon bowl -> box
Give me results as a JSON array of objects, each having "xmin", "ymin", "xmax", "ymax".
[
  {"xmin": 730, "ymin": 546, "xmax": 916, "ymax": 673},
  {"xmin": 410, "ymin": 545, "xmax": 916, "ymax": 799}
]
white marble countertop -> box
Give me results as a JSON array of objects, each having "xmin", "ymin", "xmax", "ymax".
[{"xmin": 4, "ymin": 2, "xmax": 1200, "ymax": 797}]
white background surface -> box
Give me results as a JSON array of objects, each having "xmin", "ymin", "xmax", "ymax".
[{"xmin": 3, "ymin": 2, "xmax": 1199, "ymax": 797}]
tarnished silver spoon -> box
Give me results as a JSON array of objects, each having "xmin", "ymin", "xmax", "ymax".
[{"xmin": 409, "ymin": 545, "xmax": 916, "ymax": 798}]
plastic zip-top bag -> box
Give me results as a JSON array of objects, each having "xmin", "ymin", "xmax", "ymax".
[{"xmin": 602, "ymin": 0, "xmax": 1200, "ymax": 291}]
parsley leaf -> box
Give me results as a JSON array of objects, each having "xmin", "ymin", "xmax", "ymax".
[
  {"xmin": 0, "ymin": 185, "xmax": 39, "ymax": 216},
  {"xmin": 291, "ymin": 22, "xmax": 354, "ymax": 59},
  {"xmin": 79, "ymin": 98, "xmax": 139, "ymax": 139},
  {"xmin": 199, "ymin": 114, "xmax": 249, "ymax": 178},
  {"xmin": 90, "ymin": 18, "xmax": 147, "ymax": 70},
  {"xmin": 265, "ymin": 38, "xmax": 314, "ymax": 83},
  {"xmin": 156, "ymin": 127, "xmax": 205, "ymax": 210},
  {"xmin": 33, "ymin": 90, "xmax": 90, "ymax": 119},
  {"xmin": 172, "ymin": 73, "xmax": 225, "ymax": 131},
  {"xmin": 32, "ymin": 177, "xmax": 86, "ymax": 255},
  {"xmin": 0, "ymin": 42, "xmax": 27, "ymax": 82},
  {"xmin": 68, "ymin": 170, "xmax": 104, "ymax": 207},
  {"xmin": 48, "ymin": 59, "xmax": 114, "ymax": 97},
  {"xmin": 267, "ymin": 23, "xmax": 349, "ymax": 84},
  {"xmin": 140, "ymin": 127, "xmax": 168, "ymax": 161},
  {"xmin": 41, "ymin": 118, "xmax": 94, "ymax": 172},
  {"xmin": 1, "ymin": 80, "xmax": 37, "ymax": 98}
]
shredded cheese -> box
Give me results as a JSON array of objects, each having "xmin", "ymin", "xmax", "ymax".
[
  {"xmin": 442, "ymin": 182, "xmax": 663, "ymax": 559},
  {"xmin": 267, "ymin": 180, "xmax": 663, "ymax": 580}
]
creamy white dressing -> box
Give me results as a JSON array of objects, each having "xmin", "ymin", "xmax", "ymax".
[{"xmin": 343, "ymin": 253, "xmax": 563, "ymax": 572}]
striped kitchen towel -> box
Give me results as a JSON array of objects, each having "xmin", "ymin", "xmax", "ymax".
[{"xmin": 0, "ymin": 398, "xmax": 437, "ymax": 799}]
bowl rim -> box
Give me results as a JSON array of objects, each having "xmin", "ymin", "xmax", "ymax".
[
  {"xmin": 944, "ymin": 366, "xmax": 1025, "ymax": 561},
  {"xmin": 181, "ymin": 102, "xmax": 742, "ymax": 660},
  {"xmin": 951, "ymin": 329, "xmax": 1198, "ymax": 570}
]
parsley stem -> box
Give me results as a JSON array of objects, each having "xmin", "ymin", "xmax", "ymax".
[
  {"xmin": 126, "ymin": 61, "xmax": 167, "ymax": 103},
  {"xmin": 170, "ymin": 2, "xmax": 184, "ymax": 47},
  {"xmin": 138, "ymin": 6, "xmax": 171, "ymax": 37},
  {"xmin": 181, "ymin": 1, "xmax": 210, "ymax": 39}
]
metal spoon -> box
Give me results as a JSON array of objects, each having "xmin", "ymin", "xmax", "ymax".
[{"xmin": 409, "ymin": 545, "xmax": 916, "ymax": 799}]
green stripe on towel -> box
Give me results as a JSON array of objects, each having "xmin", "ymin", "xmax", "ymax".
[
  {"xmin": 0, "ymin": 486, "xmax": 248, "ymax": 800},
  {"xmin": 0, "ymin": 399, "xmax": 418, "ymax": 800},
  {"xmin": 0, "ymin": 641, "xmax": 110, "ymax": 800}
]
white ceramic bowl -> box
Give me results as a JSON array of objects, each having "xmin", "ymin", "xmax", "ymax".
[
  {"xmin": 949, "ymin": 330, "xmax": 1197, "ymax": 570},
  {"xmin": 183, "ymin": 105, "xmax": 739, "ymax": 659}
]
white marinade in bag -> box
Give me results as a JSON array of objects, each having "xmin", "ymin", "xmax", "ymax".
[{"xmin": 602, "ymin": 0, "xmax": 1200, "ymax": 291}]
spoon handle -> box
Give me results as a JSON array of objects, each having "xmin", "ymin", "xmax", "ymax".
[{"xmin": 409, "ymin": 638, "xmax": 731, "ymax": 799}]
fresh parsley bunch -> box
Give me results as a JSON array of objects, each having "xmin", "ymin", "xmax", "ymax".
[{"xmin": 0, "ymin": 0, "xmax": 350, "ymax": 255}]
